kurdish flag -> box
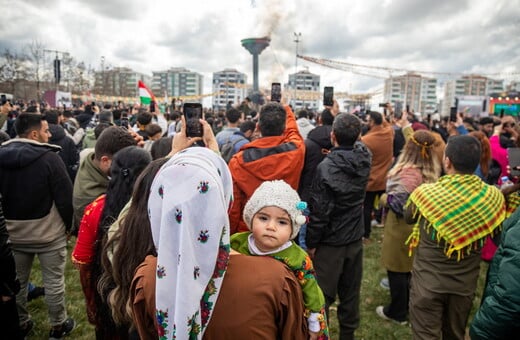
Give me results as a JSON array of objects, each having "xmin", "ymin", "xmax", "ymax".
[{"xmin": 138, "ymin": 80, "xmax": 157, "ymax": 105}]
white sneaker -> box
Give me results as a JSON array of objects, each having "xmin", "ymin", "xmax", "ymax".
[{"xmin": 375, "ymin": 306, "xmax": 408, "ymax": 326}]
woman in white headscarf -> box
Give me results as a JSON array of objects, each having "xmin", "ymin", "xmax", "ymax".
[{"xmin": 131, "ymin": 116, "xmax": 309, "ymax": 340}]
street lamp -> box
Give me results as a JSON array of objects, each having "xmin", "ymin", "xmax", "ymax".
[
  {"xmin": 100, "ymin": 56, "xmax": 105, "ymax": 95},
  {"xmin": 293, "ymin": 32, "xmax": 302, "ymax": 108}
]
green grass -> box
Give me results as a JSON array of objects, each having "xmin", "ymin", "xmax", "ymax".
[{"xmin": 25, "ymin": 230, "xmax": 487, "ymax": 339}]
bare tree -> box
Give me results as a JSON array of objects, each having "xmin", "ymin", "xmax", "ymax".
[
  {"xmin": 25, "ymin": 40, "xmax": 46, "ymax": 99},
  {"xmin": 0, "ymin": 49, "xmax": 27, "ymax": 94}
]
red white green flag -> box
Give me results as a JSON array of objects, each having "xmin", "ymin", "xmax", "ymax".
[{"xmin": 138, "ymin": 80, "xmax": 157, "ymax": 105}]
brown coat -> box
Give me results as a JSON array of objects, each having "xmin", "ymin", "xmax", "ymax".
[{"xmin": 362, "ymin": 121, "xmax": 394, "ymax": 191}]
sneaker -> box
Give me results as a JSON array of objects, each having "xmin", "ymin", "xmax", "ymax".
[
  {"xmin": 375, "ymin": 306, "xmax": 408, "ymax": 326},
  {"xmin": 28, "ymin": 286, "xmax": 45, "ymax": 301},
  {"xmin": 49, "ymin": 317, "xmax": 75, "ymax": 339},
  {"xmin": 379, "ymin": 277, "xmax": 390, "ymax": 290},
  {"xmin": 20, "ymin": 319, "xmax": 34, "ymax": 338}
]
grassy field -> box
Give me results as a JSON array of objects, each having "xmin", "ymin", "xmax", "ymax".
[{"xmin": 25, "ymin": 228, "xmax": 486, "ymax": 339}]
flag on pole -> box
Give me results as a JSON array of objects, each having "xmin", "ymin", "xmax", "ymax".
[{"xmin": 138, "ymin": 80, "xmax": 157, "ymax": 105}]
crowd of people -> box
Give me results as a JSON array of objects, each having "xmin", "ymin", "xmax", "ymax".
[{"xmin": 1, "ymin": 94, "xmax": 520, "ymax": 340}]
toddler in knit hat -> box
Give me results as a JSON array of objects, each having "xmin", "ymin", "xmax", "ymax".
[{"xmin": 230, "ymin": 180, "xmax": 329, "ymax": 339}]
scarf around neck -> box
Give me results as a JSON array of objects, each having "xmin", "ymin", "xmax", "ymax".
[
  {"xmin": 406, "ymin": 174, "xmax": 505, "ymax": 260},
  {"xmin": 149, "ymin": 147, "xmax": 233, "ymax": 340}
]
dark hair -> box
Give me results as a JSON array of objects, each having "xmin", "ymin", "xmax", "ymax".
[
  {"xmin": 99, "ymin": 158, "xmax": 167, "ymax": 327},
  {"xmin": 368, "ymin": 111, "xmax": 383, "ymax": 125},
  {"xmin": 151, "ymin": 136, "xmax": 173, "ymax": 160},
  {"xmin": 91, "ymin": 146, "xmax": 152, "ymax": 336},
  {"xmin": 94, "ymin": 123, "xmax": 111, "ymax": 140},
  {"xmin": 445, "ymin": 135, "xmax": 481, "ymax": 174},
  {"xmin": 63, "ymin": 110, "xmax": 73, "ymax": 119},
  {"xmin": 44, "ymin": 110, "xmax": 59, "ymax": 125},
  {"xmin": 137, "ymin": 111, "xmax": 152, "ymax": 126},
  {"xmin": 99, "ymin": 111, "xmax": 113, "ymax": 125},
  {"xmin": 171, "ymin": 111, "xmax": 181, "ymax": 121},
  {"xmin": 226, "ymin": 108, "xmax": 242, "ymax": 124},
  {"xmin": 240, "ymin": 120, "xmax": 256, "ymax": 134},
  {"xmin": 321, "ymin": 109, "xmax": 334, "ymax": 126},
  {"xmin": 297, "ymin": 109, "xmax": 309, "ymax": 119},
  {"xmin": 258, "ymin": 102, "xmax": 286, "ymax": 136},
  {"xmin": 145, "ymin": 123, "xmax": 162, "ymax": 137},
  {"xmin": 333, "ymin": 113, "xmax": 361, "ymax": 147},
  {"xmin": 14, "ymin": 113, "xmax": 43, "ymax": 137},
  {"xmin": 99, "ymin": 146, "xmax": 152, "ymax": 230},
  {"xmin": 94, "ymin": 126, "xmax": 136, "ymax": 161}
]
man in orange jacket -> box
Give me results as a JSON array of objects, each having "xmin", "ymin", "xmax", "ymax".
[{"xmin": 228, "ymin": 102, "xmax": 305, "ymax": 234}]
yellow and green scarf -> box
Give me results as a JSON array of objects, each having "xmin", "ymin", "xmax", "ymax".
[{"xmin": 406, "ymin": 174, "xmax": 505, "ymax": 260}]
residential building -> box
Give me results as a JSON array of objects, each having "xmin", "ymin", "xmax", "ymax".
[
  {"xmin": 442, "ymin": 75, "xmax": 504, "ymax": 116},
  {"xmin": 383, "ymin": 72, "xmax": 437, "ymax": 115},
  {"xmin": 93, "ymin": 67, "xmax": 151, "ymax": 97},
  {"xmin": 212, "ymin": 69, "xmax": 248, "ymax": 111},
  {"xmin": 287, "ymin": 70, "xmax": 320, "ymax": 110},
  {"xmin": 151, "ymin": 67, "xmax": 204, "ymax": 103}
]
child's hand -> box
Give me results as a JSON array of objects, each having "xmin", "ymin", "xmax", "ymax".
[{"xmin": 309, "ymin": 331, "xmax": 319, "ymax": 340}]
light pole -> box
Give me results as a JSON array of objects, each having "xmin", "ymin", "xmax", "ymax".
[
  {"xmin": 100, "ymin": 56, "xmax": 105, "ymax": 95},
  {"xmin": 293, "ymin": 32, "xmax": 301, "ymax": 108}
]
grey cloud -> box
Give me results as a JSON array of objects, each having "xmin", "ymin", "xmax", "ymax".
[{"xmin": 78, "ymin": 0, "xmax": 141, "ymax": 20}]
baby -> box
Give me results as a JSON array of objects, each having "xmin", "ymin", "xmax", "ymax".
[{"xmin": 231, "ymin": 180, "xmax": 328, "ymax": 339}]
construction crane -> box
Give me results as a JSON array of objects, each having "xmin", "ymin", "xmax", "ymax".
[{"xmin": 298, "ymin": 55, "xmax": 520, "ymax": 80}]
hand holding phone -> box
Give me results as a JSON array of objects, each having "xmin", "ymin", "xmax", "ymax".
[
  {"xmin": 271, "ymin": 83, "xmax": 281, "ymax": 103},
  {"xmin": 183, "ymin": 103, "xmax": 203, "ymax": 138},
  {"xmin": 323, "ymin": 86, "xmax": 334, "ymax": 106},
  {"xmin": 450, "ymin": 107, "xmax": 458, "ymax": 122}
]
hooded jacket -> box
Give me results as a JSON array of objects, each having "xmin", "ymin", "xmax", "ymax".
[
  {"xmin": 72, "ymin": 151, "xmax": 109, "ymax": 233},
  {"xmin": 297, "ymin": 118, "xmax": 314, "ymax": 140},
  {"xmin": 298, "ymin": 125, "xmax": 333, "ymax": 203},
  {"xmin": 306, "ymin": 142, "xmax": 372, "ymax": 248},
  {"xmin": 228, "ymin": 105, "xmax": 305, "ymax": 233},
  {"xmin": 0, "ymin": 138, "xmax": 73, "ymax": 246},
  {"xmin": 49, "ymin": 123, "xmax": 79, "ymax": 180}
]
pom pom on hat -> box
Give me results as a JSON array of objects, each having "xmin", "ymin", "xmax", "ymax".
[{"xmin": 243, "ymin": 180, "xmax": 306, "ymax": 240}]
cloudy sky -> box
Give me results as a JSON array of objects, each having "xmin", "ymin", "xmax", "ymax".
[{"xmin": 2, "ymin": 0, "xmax": 520, "ymax": 100}]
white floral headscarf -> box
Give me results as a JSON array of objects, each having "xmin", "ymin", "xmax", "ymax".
[{"xmin": 148, "ymin": 147, "xmax": 233, "ymax": 339}]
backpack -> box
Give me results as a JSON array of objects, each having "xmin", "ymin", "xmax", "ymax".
[{"xmin": 220, "ymin": 135, "xmax": 247, "ymax": 163}]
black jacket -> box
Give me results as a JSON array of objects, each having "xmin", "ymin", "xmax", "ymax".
[
  {"xmin": 0, "ymin": 139, "xmax": 73, "ymax": 231},
  {"xmin": 306, "ymin": 142, "xmax": 372, "ymax": 248},
  {"xmin": 0, "ymin": 194, "xmax": 20, "ymax": 297},
  {"xmin": 298, "ymin": 125, "xmax": 333, "ymax": 203},
  {"xmin": 49, "ymin": 124, "xmax": 79, "ymax": 180}
]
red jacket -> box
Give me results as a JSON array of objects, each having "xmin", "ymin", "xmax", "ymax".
[{"xmin": 228, "ymin": 106, "xmax": 305, "ymax": 234}]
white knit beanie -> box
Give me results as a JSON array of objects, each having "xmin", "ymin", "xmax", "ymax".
[{"xmin": 243, "ymin": 180, "xmax": 307, "ymax": 240}]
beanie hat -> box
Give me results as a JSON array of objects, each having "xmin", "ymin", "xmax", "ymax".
[{"xmin": 243, "ymin": 180, "xmax": 307, "ymax": 240}]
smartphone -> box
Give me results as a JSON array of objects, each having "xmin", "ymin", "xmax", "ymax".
[
  {"xmin": 121, "ymin": 113, "xmax": 129, "ymax": 129},
  {"xmin": 394, "ymin": 102, "xmax": 403, "ymax": 119},
  {"xmin": 271, "ymin": 83, "xmax": 281, "ymax": 103},
  {"xmin": 323, "ymin": 86, "xmax": 334, "ymax": 106},
  {"xmin": 183, "ymin": 103, "xmax": 203, "ymax": 137},
  {"xmin": 450, "ymin": 107, "xmax": 457, "ymax": 122},
  {"xmin": 508, "ymin": 148, "xmax": 520, "ymax": 177},
  {"xmin": 150, "ymin": 101, "xmax": 156, "ymax": 113}
]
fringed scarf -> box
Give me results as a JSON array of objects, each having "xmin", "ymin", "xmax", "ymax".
[{"xmin": 406, "ymin": 174, "xmax": 505, "ymax": 260}]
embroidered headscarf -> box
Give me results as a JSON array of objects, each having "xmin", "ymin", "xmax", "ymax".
[{"xmin": 148, "ymin": 147, "xmax": 233, "ymax": 339}]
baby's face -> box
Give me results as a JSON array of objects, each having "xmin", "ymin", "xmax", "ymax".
[{"xmin": 251, "ymin": 206, "xmax": 292, "ymax": 252}]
